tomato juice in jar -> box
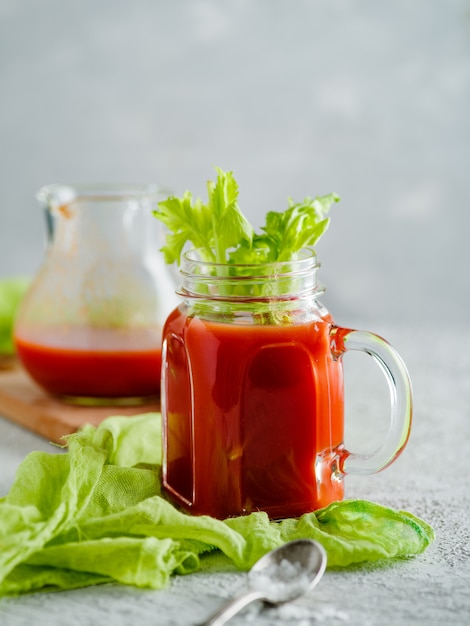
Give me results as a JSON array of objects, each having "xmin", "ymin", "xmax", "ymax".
[
  {"xmin": 162, "ymin": 248, "xmax": 412, "ymax": 520},
  {"xmin": 163, "ymin": 250, "xmax": 342, "ymax": 519},
  {"xmin": 163, "ymin": 306, "xmax": 344, "ymax": 519}
]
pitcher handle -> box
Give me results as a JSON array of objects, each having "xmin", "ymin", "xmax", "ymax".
[{"xmin": 330, "ymin": 327, "xmax": 413, "ymax": 475}]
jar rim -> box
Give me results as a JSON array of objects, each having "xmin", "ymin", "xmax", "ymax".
[
  {"xmin": 181, "ymin": 247, "xmax": 320, "ymax": 274},
  {"xmin": 178, "ymin": 247, "xmax": 323, "ymax": 302},
  {"xmin": 36, "ymin": 183, "xmax": 169, "ymax": 206}
]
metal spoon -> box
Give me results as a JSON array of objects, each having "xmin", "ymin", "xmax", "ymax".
[{"xmin": 199, "ymin": 539, "xmax": 327, "ymax": 626}]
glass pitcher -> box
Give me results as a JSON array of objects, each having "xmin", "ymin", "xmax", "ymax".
[
  {"xmin": 161, "ymin": 248, "xmax": 412, "ymax": 519},
  {"xmin": 14, "ymin": 184, "xmax": 178, "ymax": 405}
]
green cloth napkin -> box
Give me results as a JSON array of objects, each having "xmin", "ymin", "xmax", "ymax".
[
  {"xmin": 0, "ymin": 413, "xmax": 435, "ymax": 596},
  {"xmin": 0, "ymin": 277, "xmax": 29, "ymax": 354}
]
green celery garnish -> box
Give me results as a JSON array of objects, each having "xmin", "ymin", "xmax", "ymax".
[
  {"xmin": 154, "ymin": 168, "xmax": 339, "ymax": 268},
  {"xmin": 255, "ymin": 194, "xmax": 339, "ymax": 262},
  {"xmin": 155, "ymin": 168, "xmax": 253, "ymax": 265}
]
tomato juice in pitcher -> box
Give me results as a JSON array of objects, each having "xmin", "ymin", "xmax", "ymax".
[
  {"xmin": 14, "ymin": 184, "xmax": 177, "ymax": 405},
  {"xmin": 15, "ymin": 327, "xmax": 162, "ymax": 400}
]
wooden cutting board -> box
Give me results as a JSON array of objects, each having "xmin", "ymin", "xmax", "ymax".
[{"xmin": 0, "ymin": 359, "xmax": 160, "ymax": 444}]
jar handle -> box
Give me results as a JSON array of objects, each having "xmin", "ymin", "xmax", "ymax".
[{"xmin": 330, "ymin": 327, "xmax": 413, "ymax": 475}]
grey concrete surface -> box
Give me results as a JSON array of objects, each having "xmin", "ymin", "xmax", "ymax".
[
  {"xmin": 1, "ymin": 0, "xmax": 470, "ymax": 328},
  {"xmin": 0, "ymin": 324, "xmax": 469, "ymax": 625}
]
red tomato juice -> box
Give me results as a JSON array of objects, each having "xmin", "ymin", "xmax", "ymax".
[
  {"xmin": 15, "ymin": 335, "xmax": 161, "ymax": 399},
  {"xmin": 162, "ymin": 307, "xmax": 345, "ymax": 519}
]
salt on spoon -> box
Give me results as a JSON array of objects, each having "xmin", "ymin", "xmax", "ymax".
[{"xmin": 199, "ymin": 539, "xmax": 327, "ymax": 626}]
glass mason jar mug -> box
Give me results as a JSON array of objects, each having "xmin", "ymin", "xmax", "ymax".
[
  {"xmin": 14, "ymin": 184, "xmax": 178, "ymax": 405},
  {"xmin": 161, "ymin": 249, "xmax": 412, "ymax": 519}
]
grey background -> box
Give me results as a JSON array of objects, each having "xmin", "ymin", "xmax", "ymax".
[{"xmin": 1, "ymin": 0, "xmax": 469, "ymax": 330}]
